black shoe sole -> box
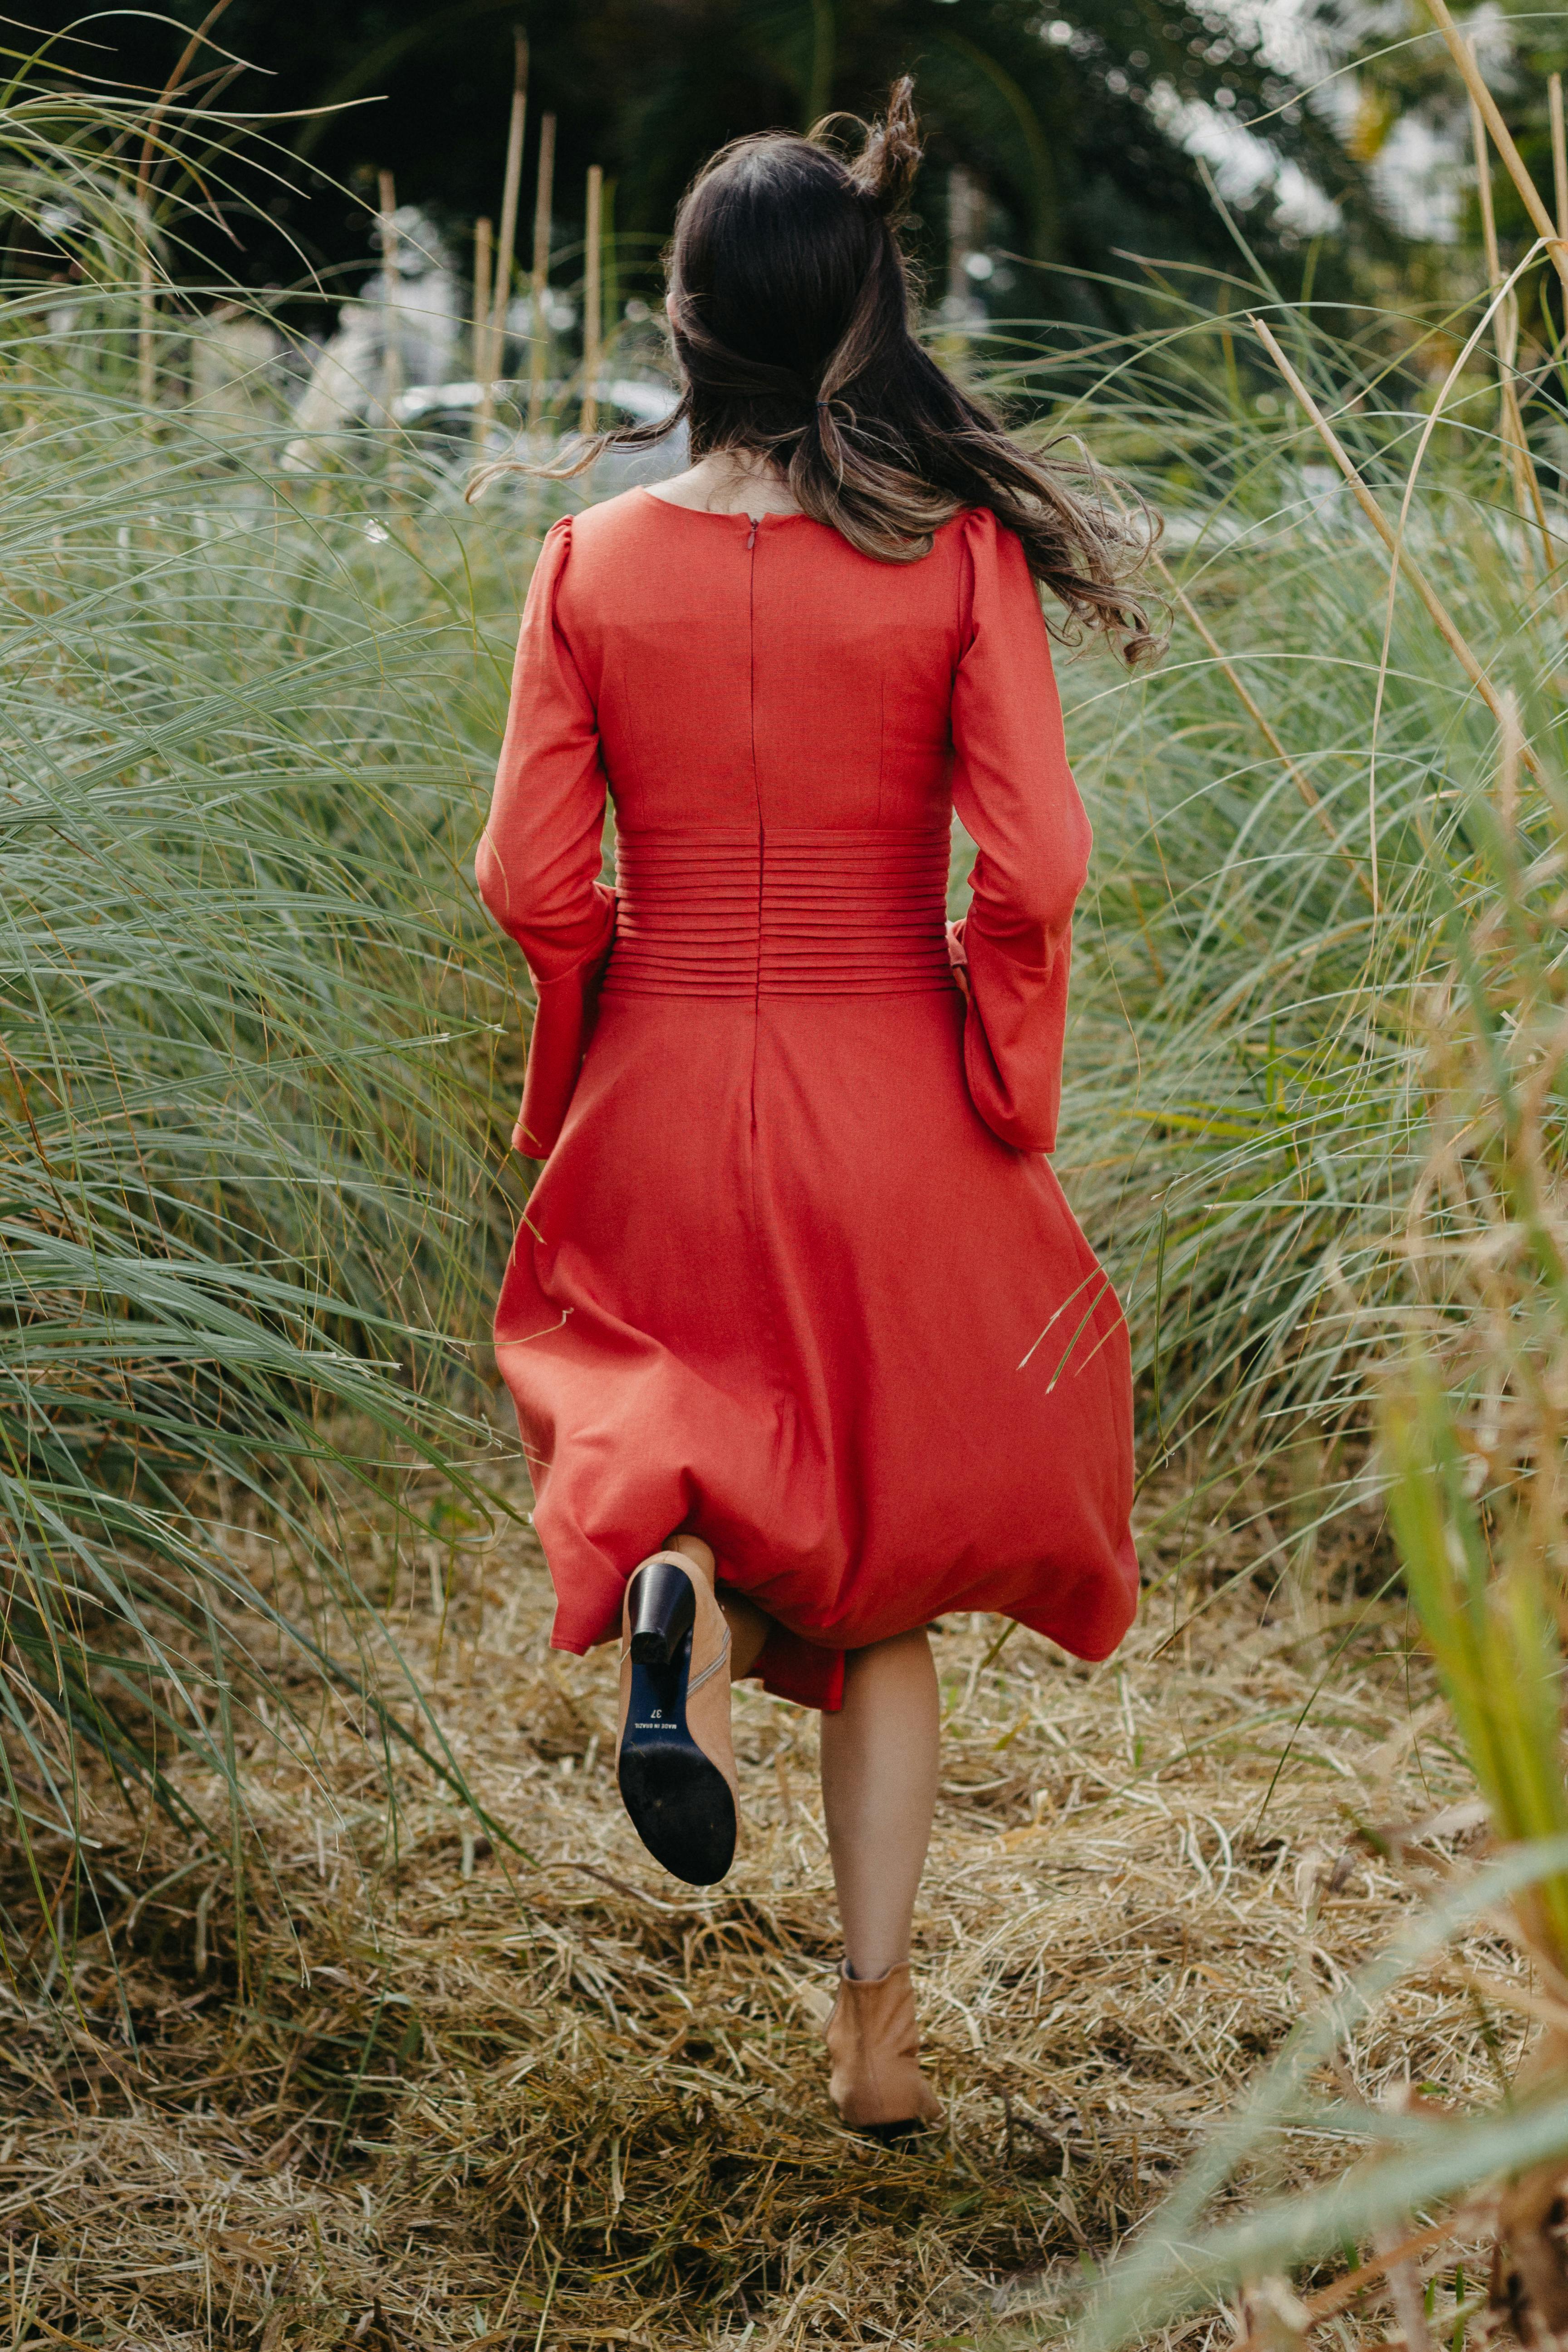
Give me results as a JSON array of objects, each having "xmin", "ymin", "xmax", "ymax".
[{"xmin": 617, "ymin": 1628, "xmax": 736, "ymax": 1886}]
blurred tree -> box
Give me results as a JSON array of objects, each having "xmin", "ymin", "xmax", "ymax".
[
  {"xmin": 35, "ymin": 0, "xmax": 1370, "ymax": 322},
  {"xmin": 573, "ymin": 0, "xmax": 1366, "ymax": 300},
  {"xmin": 1332, "ymin": 0, "xmax": 1568, "ymax": 346}
]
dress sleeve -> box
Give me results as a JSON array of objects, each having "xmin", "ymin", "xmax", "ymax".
[
  {"xmin": 476, "ymin": 516, "xmax": 617, "ymax": 1158},
  {"xmin": 947, "ymin": 508, "xmax": 1093, "ymax": 1155}
]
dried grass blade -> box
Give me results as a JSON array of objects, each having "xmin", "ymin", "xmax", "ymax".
[
  {"xmin": 475, "ymin": 30, "xmax": 527, "ymax": 438},
  {"xmin": 1426, "ymin": 0, "xmax": 1568, "ymax": 298},
  {"xmin": 527, "ymin": 112, "xmax": 557, "ymax": 431},
  {"xmin": 1469, "ymin": 59, "xmax": 1557, "ymax": 588}
]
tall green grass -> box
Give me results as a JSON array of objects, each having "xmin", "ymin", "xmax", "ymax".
[
  {"xmin": 0, "ymin": 135, "xmax": 1540, "ymax": 1834},
  {"xmin": 1066, "ymin": 600, "xmax": 1568, "ymax": 2348},
  {"xmin": 0, "ymin": 107, "xmax": 543, "ymax": 1937},
  {"xmin": 1003, "ymin": 283, "xmax": 1566, "ymax": 1544},
  {"xmin": 981, "ymin": 214, "xmax": 1568, "ymax": 2341}
]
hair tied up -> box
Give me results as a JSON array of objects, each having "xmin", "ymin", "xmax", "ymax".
[
  {"xmin": 814, "ymin": 74, "xmax": 922, "ymax": 223},
  {"xmin": 486, "ymin": 74, "xmax": 1162, "ymax": 664}
]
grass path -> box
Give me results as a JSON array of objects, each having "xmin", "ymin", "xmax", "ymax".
[{"xmin": 0, "ymin": 1494, "xmax": 1513, "ymax": 2350}]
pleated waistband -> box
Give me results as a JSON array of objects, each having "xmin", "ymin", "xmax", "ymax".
[{"xmin": 602, "ymin": 826, "xmax": 956, "ymax": 1000}]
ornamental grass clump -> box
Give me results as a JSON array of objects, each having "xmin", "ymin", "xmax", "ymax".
[
  {"xmin": 0, "ymin": 79, "xmax": 536, "ymax": 1956},
  {"xmin": 1047, "ymin": 32, "xmax": 1568, "ymax": 2314},
  {"xmin": 1071, "ymin": 686, "xmax": 1568, "ymax": 2352},
  {"xmin": 1023, "ymin": 240, "xmax": 1568, "ymax": 1560},
  {"xmin": 1377, "ymin": 696, "xmax": 1568, "ymax": 2344}
]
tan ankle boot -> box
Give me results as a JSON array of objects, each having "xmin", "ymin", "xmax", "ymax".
[
  {"xmin": 825, "ymin": 1960, "xmax": 944, "ymax": 2134},
  {"xmin": 616, "ymin": 1541, "xmax": 739, "ymax": 1885}
]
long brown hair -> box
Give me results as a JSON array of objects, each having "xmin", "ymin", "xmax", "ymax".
[{"xmin": 493, "ymin": 80, "xmax": 1160, "ymax": 664}]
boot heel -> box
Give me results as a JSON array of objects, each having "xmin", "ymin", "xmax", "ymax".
[
  {"xmin": 616, "ymin": 1547, "xmax": 738, "ymax": 1886},
  {"xmin": 627, "ymin": 1556, "xmax": 697, "ymax": 1665}
]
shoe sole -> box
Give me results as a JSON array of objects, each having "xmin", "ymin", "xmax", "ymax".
[{"xmin": 617, "ymin": 1629, "xmax": 736, "ymax": 1886}]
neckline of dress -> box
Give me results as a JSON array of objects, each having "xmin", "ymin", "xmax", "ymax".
[{"xmin": 636, "ymin": 486, "xmax": 811, "ymax": 526}]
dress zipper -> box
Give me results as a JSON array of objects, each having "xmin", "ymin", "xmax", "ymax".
[{"xmin": 746, "ymin": 513, "xmax": 762, "ymax": 1014}]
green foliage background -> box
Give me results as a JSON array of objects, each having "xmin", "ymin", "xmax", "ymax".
[{"xmin": 62, "ymin": 0, "xmax": 1367, "ymax": 321}]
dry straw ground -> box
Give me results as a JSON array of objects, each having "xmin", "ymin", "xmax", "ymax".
[{"xmin": 1, "ymin": 1471, "xmax": 1521, "ymax": 2351}]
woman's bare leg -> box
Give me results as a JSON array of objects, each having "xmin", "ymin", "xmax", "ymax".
[
  {"xmin": 671, "ymin": 1532, "xmax": 769, "ymax": 1679},
  {"xmin": 818, "ymin": 1629, "xmax": 940, "ymax": 1980}
]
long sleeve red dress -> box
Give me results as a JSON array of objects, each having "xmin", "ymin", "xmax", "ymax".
[{"xmin": 478, "ymin": 489, "xmax": 1138, "ymax": 1711}]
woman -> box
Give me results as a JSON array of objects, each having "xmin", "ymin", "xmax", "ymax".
[{"xmin": 475, "ymin": 79, "xmax": 1152, "ymax": 2137}]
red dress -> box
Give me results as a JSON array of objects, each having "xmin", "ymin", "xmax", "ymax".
[{"xmin": 478, "ymin": 490, "xmax": 1137, "ymax": 1710}]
